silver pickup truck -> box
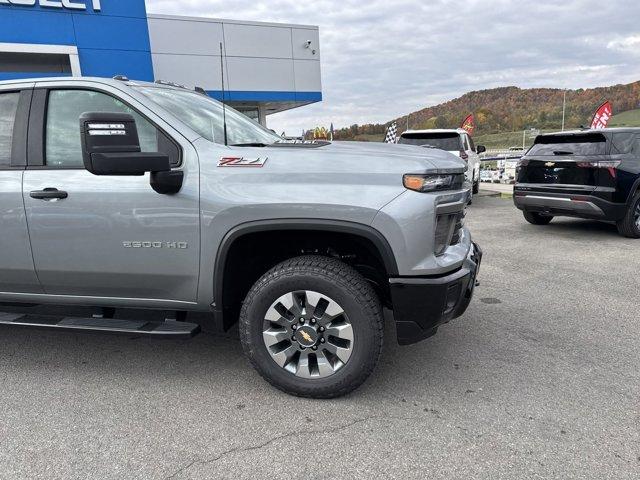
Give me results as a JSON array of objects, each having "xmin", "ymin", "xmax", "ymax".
[{"xmin": 0, "ymin": 77, "xmax": 481, "ymax": 398}]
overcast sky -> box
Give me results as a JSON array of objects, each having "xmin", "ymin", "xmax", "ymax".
[{"xmin": 147, "ymin": 0, "xmax": 640, "ymax": 135}]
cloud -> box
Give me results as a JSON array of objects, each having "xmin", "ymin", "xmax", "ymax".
[
  {"xmin": 146, "ymin": 0, "xmax": 640, "ymax": 134},
  {"xmin": 607, "ymin": 34, "xmax": 640, "ymax": 52}
]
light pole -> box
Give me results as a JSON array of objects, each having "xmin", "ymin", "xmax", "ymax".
[{"xmin": 561, "ymin": 89, "xmax": 567, "ymax": 131}]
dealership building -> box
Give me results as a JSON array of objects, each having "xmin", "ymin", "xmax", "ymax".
[{"xmin": 0, "ymin": 0, "xmax": 322, "ymax": 125}]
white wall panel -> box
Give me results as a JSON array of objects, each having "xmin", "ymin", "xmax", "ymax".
[
  {"xmin": 294, "ymin": 60, "xmax": 322, "ymax": 92},
  {"xmin": 223, "ymin": 23, "xmax": 292, "ymax": 59},
  {"xmin": 148, "ymin": 18, "xmax": 223, "ymax": 56},
  {"xmin": 151, "ymin": 53, "xmax": 222, "ymax": 90},
  {"xmin": 225, "ymin": 57, "xmax": 294, "ymax": 92},
  {"xmin": 291, "ymin": 28, "xmax": 321, "ymax": 60}
]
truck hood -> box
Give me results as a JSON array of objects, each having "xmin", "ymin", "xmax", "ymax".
[
  {"xmin": 263, "ymin": 141, "xmax": 466, "ymax": 175},
  {"xmin": 196, "ymin": 139, "xmax": 468, "ymax": 217}
]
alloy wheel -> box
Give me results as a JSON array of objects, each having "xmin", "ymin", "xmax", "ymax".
[{"xmin": 262, "ymin": 290, "xmax": 354, "ymax": 378}]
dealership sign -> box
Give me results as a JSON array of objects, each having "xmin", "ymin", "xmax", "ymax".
[{"xmin": 0, "ymin": 0, "xmax": 101, "ymax": 10}]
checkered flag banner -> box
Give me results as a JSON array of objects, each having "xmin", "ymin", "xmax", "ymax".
[{"xmin": 384, "ymin": 122, "xmax": 397, "ymax": 143}]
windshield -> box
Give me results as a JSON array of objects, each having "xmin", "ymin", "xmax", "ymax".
[
  {"xmin": 135, "ymin": 87, "xmax": 281, "ymax": 146},
  {"xmin": 398, "ymin": 132, "xmax": 462, "ymax": 151}
]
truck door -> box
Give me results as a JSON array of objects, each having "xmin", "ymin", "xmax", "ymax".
[
  {"xmin": 22, "ymin": 86, "xmax": 200, "ymax": 304},
  {"xmin": 0, "ymin": 86, "xmax": 43, "ymax": 295}
]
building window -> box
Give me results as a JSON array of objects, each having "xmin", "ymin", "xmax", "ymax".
[
  {"xmin": 0, "ymin": 52, "xmax": 72, "ymax": 74},
  {"xmin": 234, "ymin": 107, "xmax": 260, "ymax": 122}
]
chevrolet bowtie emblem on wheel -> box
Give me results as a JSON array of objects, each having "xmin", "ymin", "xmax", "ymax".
[
  {"xmin": 545, "ymin": 162, "xmax": 556, "ymax": 167},
  {"xmin": 218, "ymin": 156, "xmax": 268, "ymax": 167},
  {"xmin": 300, "ymin": 331, "xmax": 313, "ymax": 343}
]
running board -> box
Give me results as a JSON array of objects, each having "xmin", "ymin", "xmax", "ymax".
[{"xmin": 0, "ymin": 312, "xmax": 200, "ymax": 338}]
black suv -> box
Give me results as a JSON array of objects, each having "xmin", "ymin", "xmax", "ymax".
[{"xmin": 514, "ymin": 129, "xmax": 640, "ymax": 238}]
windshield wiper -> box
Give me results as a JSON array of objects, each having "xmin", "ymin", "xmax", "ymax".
[
  {"xmin": 229, "ymin": 143, "xmax": 270, "ymax": 147},
  {"xmin": 553, "ymin": 150, "xmax": 574, "ymax": 156}
]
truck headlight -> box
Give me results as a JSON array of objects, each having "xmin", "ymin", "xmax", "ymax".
[{"xmin": 403, "ymin": 174, "xmax": 462, "ymax": 192}]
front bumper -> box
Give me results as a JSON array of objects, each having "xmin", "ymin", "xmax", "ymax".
[{"xmin": 390, "ymin": 242, "xmax": 482, "ymax": 345}]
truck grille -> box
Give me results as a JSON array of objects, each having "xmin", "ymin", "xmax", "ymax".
[
  {"xmin": 450, "ymin": 211, "xmax": 465, "ymax": 245},
  {"xmin": 434, "ymin": 210, "xmax": 465, "ymax": 256}
]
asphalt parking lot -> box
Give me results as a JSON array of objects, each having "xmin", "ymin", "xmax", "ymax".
[{"xmin": 1, "ymin": 194, "xmax": 638, "ymax": 480}]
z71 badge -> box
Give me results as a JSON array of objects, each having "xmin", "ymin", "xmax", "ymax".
[{"xmin": 218, "ymin": 156, "xmax": 268, "ymax": 167}]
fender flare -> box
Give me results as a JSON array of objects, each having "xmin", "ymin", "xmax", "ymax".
[{"xmin": 213, "ymin": 218, "xmax": 399, "ymax": 312}]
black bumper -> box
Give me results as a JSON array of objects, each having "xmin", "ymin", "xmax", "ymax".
[
  {"xmin": 390, "ymin": 243, "xmax": 482, "ymax": 346},
  {"xmin": 513, "ymin": 189, "xmax": 627, "ymax": 221}
]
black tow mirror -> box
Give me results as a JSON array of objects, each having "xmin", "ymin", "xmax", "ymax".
[
  {"xmin": 476, "ymin": 145, "xmax": 486, "ymax": 154},
  {"xmin": 79, "ymin": 112, "xmax": 171, "ymax": 176}
]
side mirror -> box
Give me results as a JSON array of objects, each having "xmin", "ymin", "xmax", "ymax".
[
  {"xmin": 79, "ymin": 112, "xmax": 170, "ymax": 176},
  {"xmin": 476, "ymin": 145, "xmax": 486, "ymax": 154}
]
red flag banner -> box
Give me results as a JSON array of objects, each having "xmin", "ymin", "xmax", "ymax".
[
  {"xmin": 590, "ymin": 101, "xmax": 613, "ymax": 130},
  {"xmin": 461, "ymin": 114, "xmax": 475, "ymax": 135}
]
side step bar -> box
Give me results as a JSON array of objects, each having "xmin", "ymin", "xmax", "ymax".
[{"xmin": 0, "ymin": 312, "xmax": 200, "ymax": 339}]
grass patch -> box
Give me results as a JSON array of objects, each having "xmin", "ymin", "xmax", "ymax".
[{"xmin": 610, "ymin": 109, "xmax": 640, "ymax": 128}]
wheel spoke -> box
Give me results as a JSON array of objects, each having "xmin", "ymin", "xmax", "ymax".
[
  {"xmin": 262, "ymin": 327, "xmax": 289, "ymax": 348},
  {"xmin": 324, "ymin": 341, "xmax": 352, "ymax": 364},
  {"xmin": 315, "ymin": 351, "xmax": 335, "ymax": 377},
  {"xmin": 305, "ymin": 291, "xmax": 344, "ymax": 327},
  {"xmin": 270, "ymin": 344, "xmax": 297, "ymax": 368},
  {"xmin": 325, "ymin": 322, "xmax": 353, "ymax": 342},
  {"xmin": 264, "ymin": 293, "xmax": 300, "ymax": 326},
  {"xmin": 264, "ymin": 306, "xmax": 288, "ymax": 327},
  {"xmin": 305, "ymin": 291, "xmax": 324, "ymax": 318},
  {"xmin": 295, "ymin": 350, "xmax": 313, "ymax": 378}
]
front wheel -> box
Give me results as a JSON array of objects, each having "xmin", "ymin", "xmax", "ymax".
[
  {"xmin": 523, "ymin": 211, "xmax": 553, "ymax": 225},
  {"xmin": 616, "ymin": 191, "xmax": 640, "ymax": 238},
  {"xmin": 239, "ymin": 255, "xmax": 384, "ymax": 398}
]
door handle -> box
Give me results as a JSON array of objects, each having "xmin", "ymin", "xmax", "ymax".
[{"xmin": 30, "ymin": 188, "xmax": 68, "ymax": 200}]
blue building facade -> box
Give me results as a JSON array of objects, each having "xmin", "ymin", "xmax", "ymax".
[
  {"xmin": 0, "ymin": 0, "xmax": 322, "ymax": 122},
  {"xmin": 0, "ymin": 0, "xmax": 154, "ymax": 81}
]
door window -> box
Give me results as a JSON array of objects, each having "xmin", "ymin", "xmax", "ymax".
[
  {"xmin": 0, "ymin": 92, "xmax": 20, "ymax": 167},
  {"xmin": 45, "ymin": 90, "xmax": 177, "ymax": 168}
]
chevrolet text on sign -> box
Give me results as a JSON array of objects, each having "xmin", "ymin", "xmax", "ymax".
[{"xmin": 0, "ymin": 0, "xmax": 101, "ymax": 10}]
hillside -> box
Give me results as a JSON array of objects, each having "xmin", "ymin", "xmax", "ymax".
[
  {"xmin": 333, "ymin": 81, "xmax": 640, "ymax": 142},
  {"xmin": 610, "ymin": 108, "xmax": 640, "ymax": 127}
]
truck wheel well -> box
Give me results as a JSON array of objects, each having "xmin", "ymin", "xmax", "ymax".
[{"xmin": 219, "ymin": 229, "xmax": 393, "ymax": 330}]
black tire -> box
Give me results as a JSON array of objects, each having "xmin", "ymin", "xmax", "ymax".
[
  {"xmin": 523, "ymin": 211, "xmax": 553, "ymax": 225},
  {"xmin": 616, "ymin": 191, "xmax": 640, "ymax": 238},
  {"xmin": 239, "ymin": 255, "xmax": 384, "ymax": 399},
  {"xmin": 472, "ymin": 180, "xmax": 480, "ymax": 194}
]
